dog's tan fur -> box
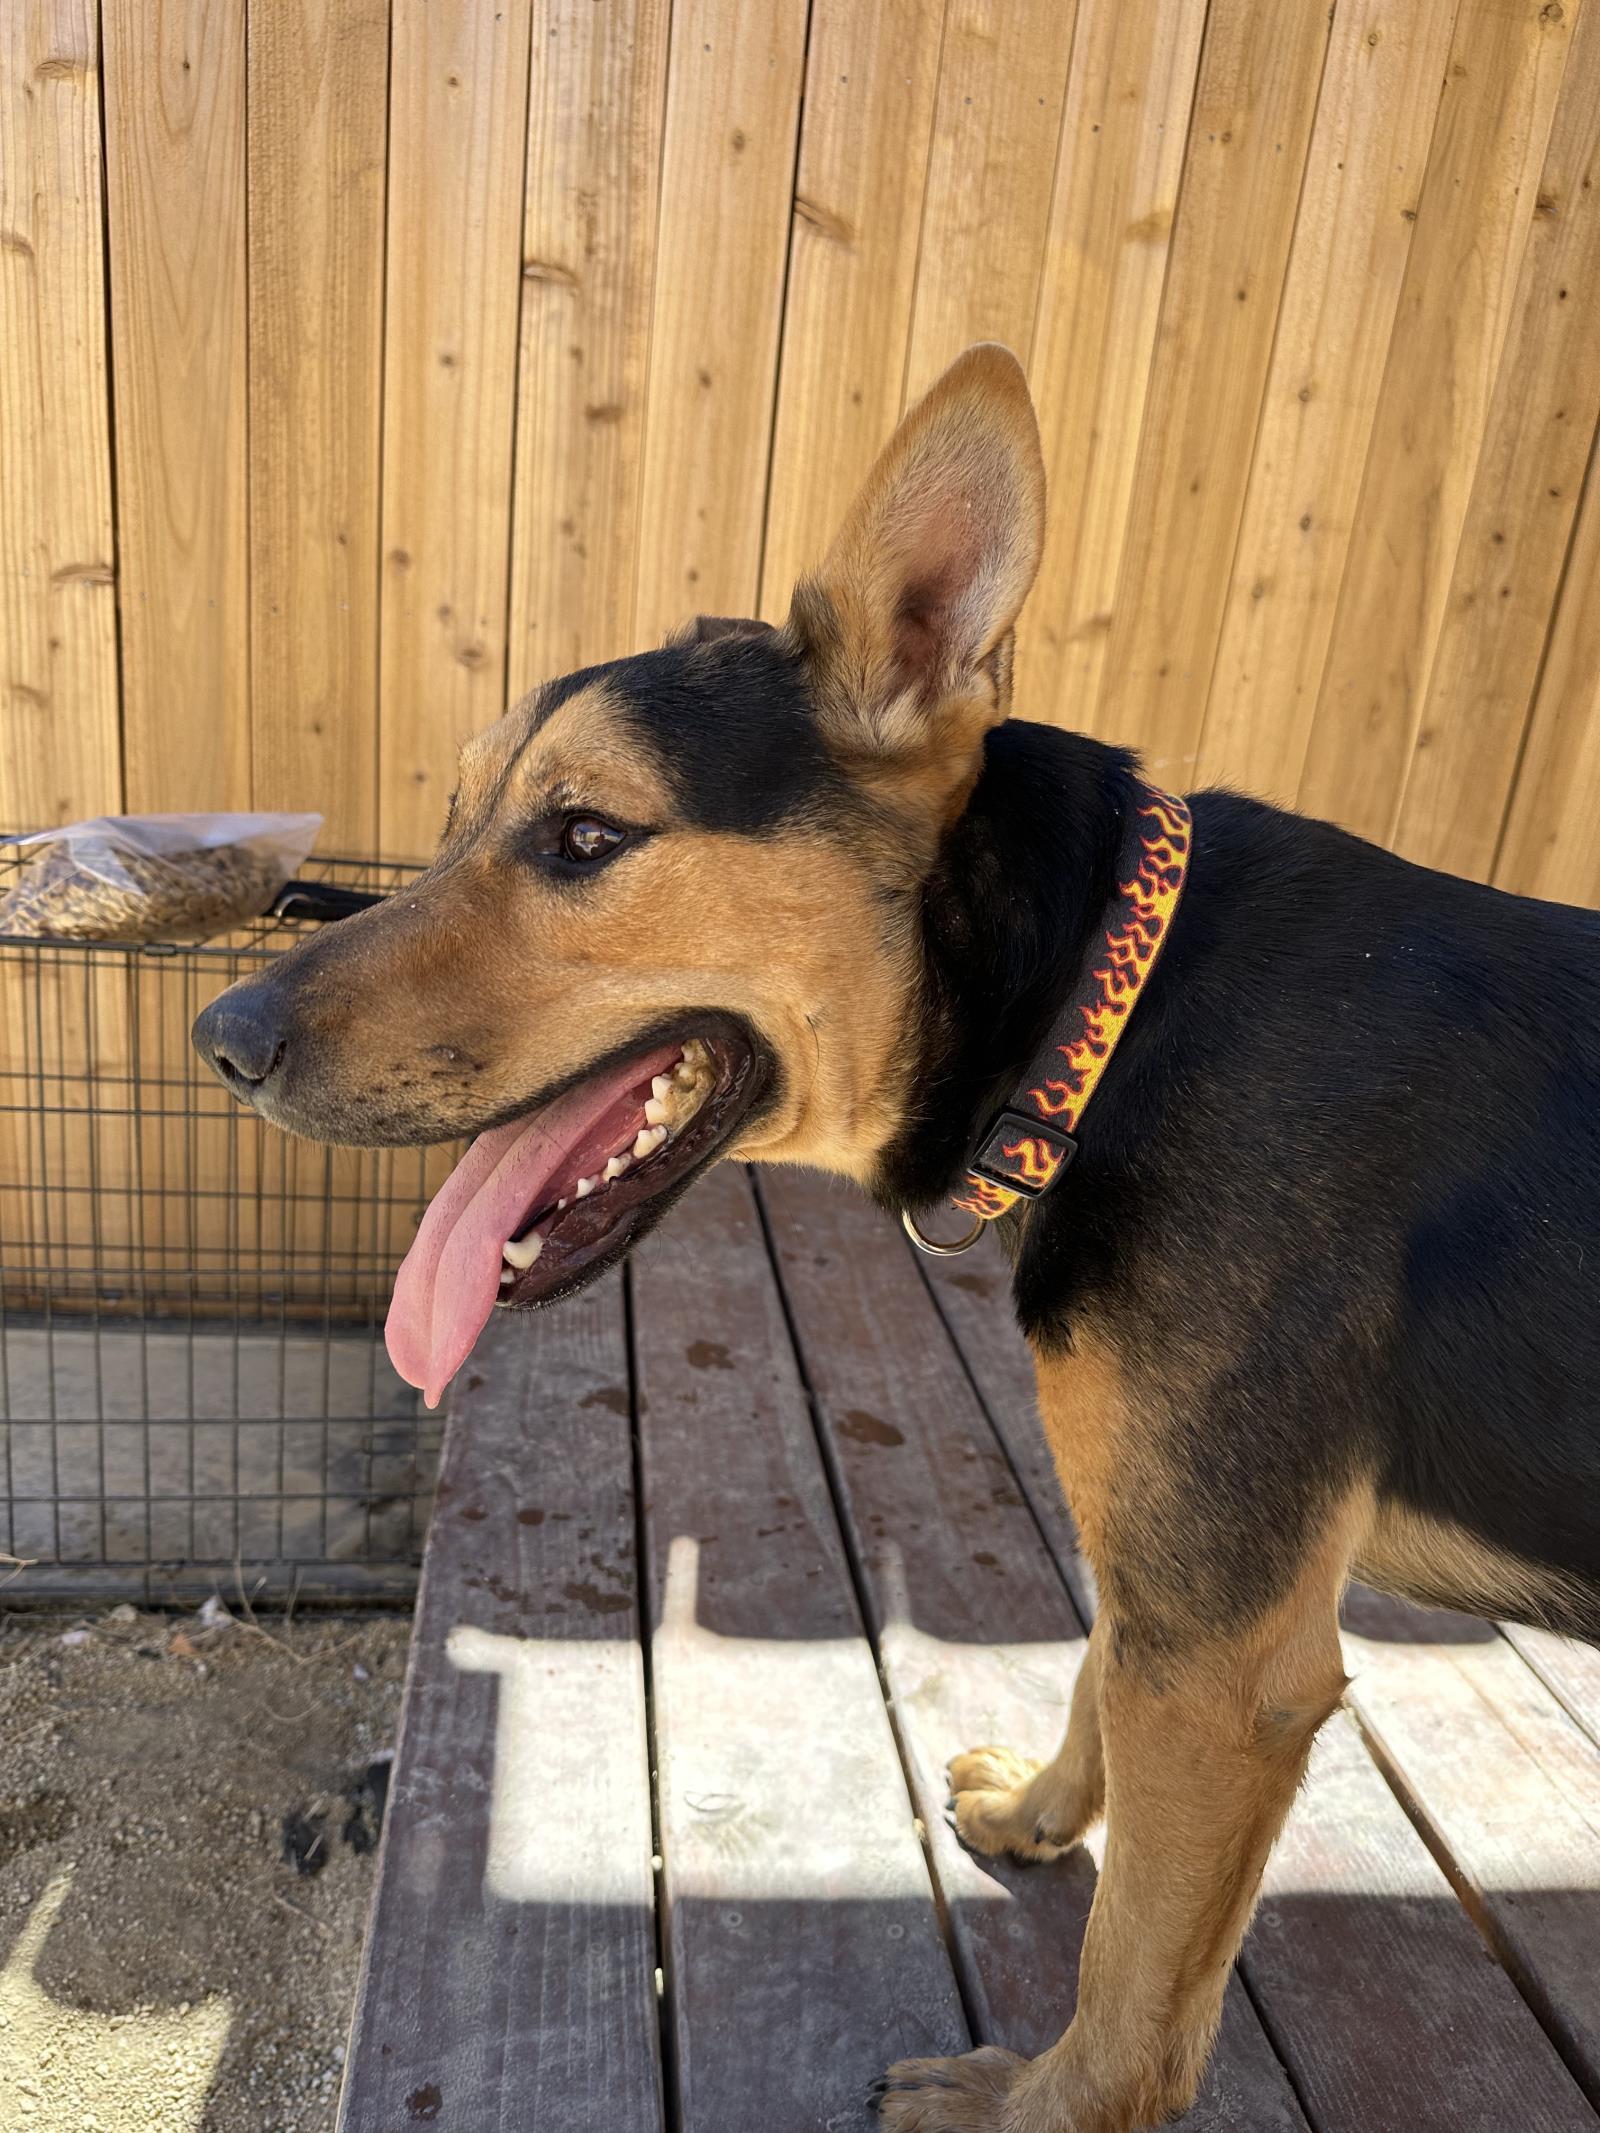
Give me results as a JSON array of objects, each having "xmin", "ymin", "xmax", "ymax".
[
  {"xmin": 267, "ymin": 680, "xmax": 919, "ymax": 1174},
  {"xmin": 908, "ymin": 1295, "xmax": 1587, "ymax": 2129},
  {"xmin": 1353, "ymin": 1496, "xmax": 1595, "ymax": 1634},
  {"xmin": 949, "ymin": 1623, "xmax": 1106, "ymax": 1865},
  {"xmin": 254, "ymin": 353, "xmax": 1047, "ymax": 1179},
  {"xmin": 889, "ymin": 1468, "xmax": 1356, "ymax": 2133},
  {"xmin": 797, "ymin": 340, "xmax": 1042, "ymax": 834},
  {"xmin": 200, "ymin": 347, "xmax": 1571, "ymax": 2131},
  {"xmin": 268, "ymin": 352, "xmax": 1365, "ymax": 2131}
]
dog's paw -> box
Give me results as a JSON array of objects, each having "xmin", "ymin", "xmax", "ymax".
[
  {"xmin": 869, "ymin": 2045, "xmax": 1027, "ymax": 2130},
  {"xmin": 946, "ymin": 1746, "xmax": 1068, "ymax": 1863}
]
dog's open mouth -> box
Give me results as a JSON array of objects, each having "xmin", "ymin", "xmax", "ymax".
[{"xmin": 384, "ymin": 1026, "xmax": 762, "ymax": 1407}]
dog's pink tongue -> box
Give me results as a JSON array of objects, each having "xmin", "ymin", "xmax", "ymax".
[
  {"xmin": 385, "ymin": 1110, "xmax": 568, "ymax": 1410},
  {"xmin": 385, "ymin": 1042, "xmax": 683, "ymax": 1409}
]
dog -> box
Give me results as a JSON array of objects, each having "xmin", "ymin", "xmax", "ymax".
[{"xmin": 194, "ymin": 344, "xmax": 1600, "ymax": 2132}]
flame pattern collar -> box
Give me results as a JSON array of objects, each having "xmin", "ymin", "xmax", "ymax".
[{"xmin": 920, "ymin": 782, "xmax": 1192, "ymax": 1243}]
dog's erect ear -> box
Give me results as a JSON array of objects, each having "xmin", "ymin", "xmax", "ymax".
[{"xmin": 787, "ymin": 343, "xmax": 1043, "ymax": 798}]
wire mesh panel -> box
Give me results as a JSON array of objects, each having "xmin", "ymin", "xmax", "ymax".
[{"xmin": 0, "ymin": 852, "xmax": 460, "ymax": 1603}]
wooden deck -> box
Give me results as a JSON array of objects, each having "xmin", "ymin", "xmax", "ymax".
[{"xmin": 337, "ymin": 1166, "xmax": 1600, "ymax": 2133}]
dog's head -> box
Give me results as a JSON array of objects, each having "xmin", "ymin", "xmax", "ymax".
[{"xmin": 192, "ymin": 345, "xmax": 1044, "ymax": 1398}]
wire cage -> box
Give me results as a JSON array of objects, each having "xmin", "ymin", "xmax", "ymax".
[{"xmin": 0, "ymin": 848, "xmax": 462, "ymax": 1605}]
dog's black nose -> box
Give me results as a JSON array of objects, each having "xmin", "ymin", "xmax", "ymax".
[{"xmin": 192, "ymin": 988, "xmax": 288, "ymax": 1096}]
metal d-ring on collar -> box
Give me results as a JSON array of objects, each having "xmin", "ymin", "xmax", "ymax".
[{"xmin": 900, "ymin": 1206, "xmax": 985, "ymax": 1256}]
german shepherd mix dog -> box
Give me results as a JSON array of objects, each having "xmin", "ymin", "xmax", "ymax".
[{"xmin": 195, "ymin": 347, "xmax": 1600, "ymax": 2131}]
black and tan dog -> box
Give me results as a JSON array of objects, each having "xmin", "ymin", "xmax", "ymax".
[{"xmin": 194, "ymin": 346, "xmax": 1600, "ymax": 2132}]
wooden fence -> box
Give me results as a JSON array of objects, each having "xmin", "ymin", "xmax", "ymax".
[{"xmin": 5, "ymin": 0, "xmax": 1600, "ymax": 901}]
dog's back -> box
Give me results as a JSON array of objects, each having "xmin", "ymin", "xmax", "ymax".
[{"xmin": 1005, "ymin": 778, "xmax": 1600, "ymax": 1643}]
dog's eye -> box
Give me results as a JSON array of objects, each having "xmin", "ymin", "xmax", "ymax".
[{"xmin": 560, "ymin": 815, "xmax": 626, "ymax": 864}]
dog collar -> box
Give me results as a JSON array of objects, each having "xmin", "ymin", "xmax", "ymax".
[{"xmin": 903, "ymin": 781, "xmax": 1193, "ymax": 1256}]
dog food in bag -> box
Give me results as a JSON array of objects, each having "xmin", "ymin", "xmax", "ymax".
[{"xmin": 0, "ymin": 813, "xmax": 323, "ymax": 944}]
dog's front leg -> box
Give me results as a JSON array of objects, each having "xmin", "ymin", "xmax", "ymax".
[
  {"xmin": 949, "ymin": 1616, "xmax": 1106, "ymax": 1863},
  {"xmin": 873, "ymin": 1545, "xmax": 1348, "ymax": 2133}
]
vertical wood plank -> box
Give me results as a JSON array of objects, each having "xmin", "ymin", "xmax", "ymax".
[
  {"xmin": 102, "ymin": 0, "xmax": 249, "ymax": 811},
  {"xmin": 1015, "ymin": 0, "xmax": 1208, "ymax": 732},
  {"xmin": 0, "ymin": 0, "xmax": 120, "ymax": 828},
  {"xmin": 1391, "ymin": 1, "xmax": 1600, "ymax": 881},
  {"xmin": 1093, "ymin": 0, "xmax": 1332, "ymax": 786},
  {"xmin": 507, "ymin": 0, "xmax": 670, "ymax": 694},
  {"xmin": 101, "ymin": 0, "xmax": 249, "ymax": 1279},
  {"xmin": 1247, "ymin": 1706, "xmax": 1598, "ymax": 2133},
  {"xmin": 916, "ymin": 1234, "xmax": 1098, "ymax": 1620},
  {"xmin": 378, "ymin": 0, "xmax": 534, "ymax": 858},
  {"xmin": 244, "ymin": 0, "xmax": 392, "ymax": 1305},
  {"xmin": 337, "ymin": 1296, "xmax": 666, "ymax": 2133},
  {"xmin": 1194, "ymin": 0, "xmax": 1459, "ymax": 803},
  {"xmin": 1295, "ymin": 0, "xmax": 1576, "ymax": 846},
  {"xmin": 633, "ymin": 1170, "xmax": 969, "ymax": 2126},
  {"xmin": 247, "ymin": 0, "xmax": 389, "ymax": 851},
  {"xmin": 0, "ymin": 1, "xmax": 130, "ymax": 1318},
  {"xmin": 900, "ymin": 0, "xmax": 1080, "ymax": 409},
  {"xmin": 1503, "ymin": 1623, "xmax": 1600, "ymax": 1748},
  {"xmin": 1343, "ymin": 1588, "xmax": 1600, "ymax": 2106},
  {"xmin": 757, "ymin": 0, "xmax": 946, "ymax": 619},
  {"xmin": 1494, "ymin": 421, "xmax": 1600, "ymax": 908},
  {"xmin": 631, "ymin": 0, "xmax": 808, "ymax": 644}
]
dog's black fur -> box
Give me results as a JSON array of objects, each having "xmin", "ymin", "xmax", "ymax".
[
  {"xmin": 532, "ymin": 635, "xmax": 854, "ymax": 836},
  {"xmin": 876, "ymin": 717, "xmax": 1600, "ymax": 1645},
  {"xmin": 443, "ymin": 622, "xmax": 1600, "ymax": 1648},
  {"xmin": 501, "ymin": 633, "xmax": 1600, "ymax": 1644},
  {"xmin": 527, "ymin": 660, "xmax": 1600, "ymax": 1642},
  {"xmin": 194, "ymin": 341, "xmax": 1600, "ymax": 2130}
]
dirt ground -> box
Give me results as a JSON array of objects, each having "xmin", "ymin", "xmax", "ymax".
[{"xmin": 0, "ymin": 1600, "xmax": 413, "ymax": 2133}]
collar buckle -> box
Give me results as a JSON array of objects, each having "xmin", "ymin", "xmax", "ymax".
[{"xmin": 970, "ymin": 1110, "xmax": 1078, "ymax": 1200}]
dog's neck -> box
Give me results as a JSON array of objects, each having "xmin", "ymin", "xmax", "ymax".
[{"xmin": 873, "ymin": 720, "xmax": 1148, "ymax": 1218}]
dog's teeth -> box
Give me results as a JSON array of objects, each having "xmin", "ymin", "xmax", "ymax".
[
  {"xmin": 557, "ymin": 1197, "xmax": 568, "ymax": 1210},
  {"xmin": 652, "ymin": 1074, "xmax": 673, "ymax": 1101},
  {"xmin": 633, "ymin": 1124, "xmax": 667, "ymax": 1160},
  {"xmin": 644, "ymin": 1096, "xmax": 669, "ymax": 1126},
  {"xmin": 672, "ymin": 1062, "xmax": 696, "ymax": 1088},
  {"xmin": 603, "ymin": 1153, "xmax": 631, "ymax": 1180},
  {"xmin": 499, "ymin": 1267, "xmax": 514, "ymax": 1286},
  {"xmin": 576, "ymin": 1175, "xmax": 596, "ymax": 1198},
  {"xmin": 502, "ymin": 1231, "xmax": 544, "ymax": 1270}
]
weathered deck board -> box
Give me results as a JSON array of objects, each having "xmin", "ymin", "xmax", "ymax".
[
  {"xmin": 757, "ymin": 1168, "xmax": 1308, "ymax": 2132},
  {"xmin": 337, "ymin": 1287, "xmax": 663, "ymax": 2133},
  {"xmin": 1250, "ymin": 1705, "xmax": 1597, "ymax": 2133},
  {"xmin": 1503, "ymin": 1624, "xmax": 1600, "ymax": 1752},
  {"xmin": 915, "ymin": 1234, "xmax": 1096, "ymax": 1621},
  {"xmin": 631, "ymin": 1165, "xmax": 968, "ymax": 2128},
  {"xmin": 343, "ymin": 1172, "xmax": 1599, "ymax": 2128},
  {"xmin": 917, "ymin": 1221, "xmax": 1597, "ymax": 2131},
  {"xmin": 1344, "ymin": 1585, "xmax": 1600, "ymax": 2107}
]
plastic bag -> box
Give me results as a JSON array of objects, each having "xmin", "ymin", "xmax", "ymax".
[{"xmin": 0, "ymin": 812, "xmax": 323, "ymax": 945}]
